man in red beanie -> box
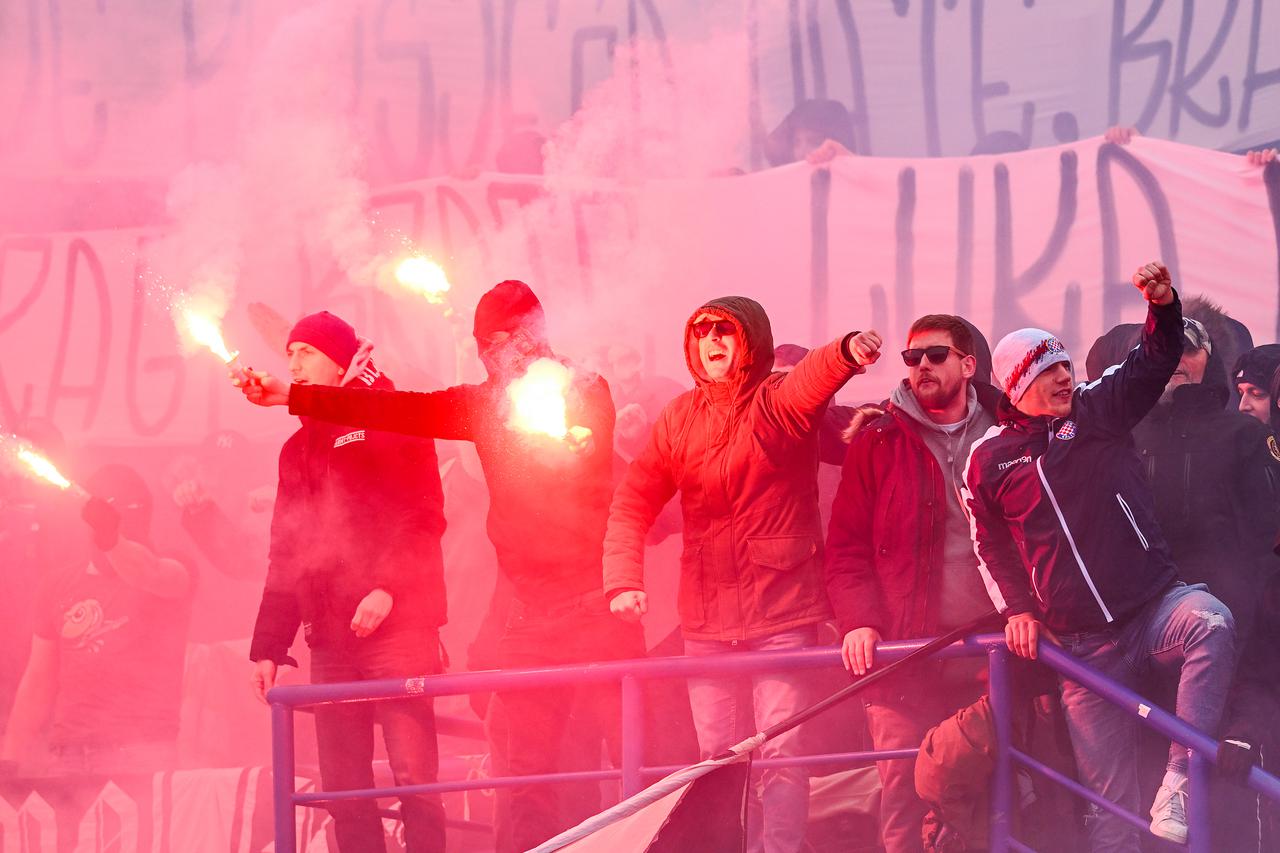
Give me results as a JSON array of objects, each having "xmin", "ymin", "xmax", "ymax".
[
  {"xmin": 248, "ymin": 310, "xmax": 449, "ymax": 853},
  {"xmin": 239, "ymin": 284, "xmax": 644, "ymax": 852}
]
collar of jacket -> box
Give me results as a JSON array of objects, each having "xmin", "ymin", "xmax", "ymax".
[{"xmin": 996, "ymin": 392, "xmax": 1058, "ymax": 432}]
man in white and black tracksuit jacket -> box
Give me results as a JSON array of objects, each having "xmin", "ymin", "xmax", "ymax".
[{"xmin": 962, "ymin": 262, "xmax": 1236, "ymax": 851}]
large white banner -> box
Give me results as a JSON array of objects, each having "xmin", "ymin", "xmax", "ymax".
[
  {"xmin": 1, "ymin": 1, "xmax": 1278, "ymax": 182},
  {"xmin": 2, "ymin": 136, "xmax": 1277, "ymax": 445}
]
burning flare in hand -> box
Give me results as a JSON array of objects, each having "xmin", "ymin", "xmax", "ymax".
[
  {"xmin": 506, "ymin": 358, "xmax": 593, "ymax": 448},
  {"xmin": 394, "ymin": 256, "xmax": 452, "ymax": 305},
  {"xmin": 17, "ymin": 448, "xmax": 73, "ymax": 490},
  {"xmin": 178, "ymin": 308, "xmax": 249, "ymax": 382}
]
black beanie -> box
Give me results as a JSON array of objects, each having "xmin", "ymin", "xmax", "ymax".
[
  {"xmin": 473, "ymin": 280, "xmax": 546, "ymax": 341},
  {"xmin": 1233, "ymin": 344, "xmax": 1280, "ymax": 391},
  {"xmin": 287, "ymin": 311, "xmax": 359, "ymax": 369}
]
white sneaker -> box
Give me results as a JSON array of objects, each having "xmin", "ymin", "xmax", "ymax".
[{"xmin": 1149, "ymin": 782, "xmax": 1189, "ymax": 844}]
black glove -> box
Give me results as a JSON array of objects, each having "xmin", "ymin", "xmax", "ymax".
[
  {"xmin": 81, "ymin": 497, "xmax": 121, "ymax": 551},
  {"xmin": 1217, "ymin": 738, "xmax": 1259, "ymax": 783}
]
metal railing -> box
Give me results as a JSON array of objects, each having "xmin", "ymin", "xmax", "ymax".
[{"xmin": 268, "ymin": 633, "xmax": 1280, "ymax": 852}]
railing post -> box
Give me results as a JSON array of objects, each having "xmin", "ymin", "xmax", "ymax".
[
  {"xmin": 988, "ymin": 644, "xmax": 1013, "ymax": 853},
  {"xmin": 272, "ymin": 701, "xmax": 297, "ymax": 853},
  {"xmin": 620, "ymin": 674, "xmax": 645, "ymax": 797},
  {"xmin": 1187, "ymin": 748, "xmax": 1212, "ymax": 853}
]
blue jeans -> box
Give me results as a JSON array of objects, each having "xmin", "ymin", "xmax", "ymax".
[
  {"xmin": 684, "ymin": 626, "xmax": 817, "ymax": 853},
  {"xmin": 311, "ymin": 622, "xmax": 445, "ymax": 853},
  {"xmin": 1056, "ymin": 583, "xmax": 1235, "ymax": 852}
]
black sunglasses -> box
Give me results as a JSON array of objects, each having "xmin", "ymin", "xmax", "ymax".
[
  {"xmin": 692, "ymin": 320, "xmax": 737, "ymax": 339},
  {"xmin": 901, "ymin": 345, "xmax": 964, "ymax": 367}
]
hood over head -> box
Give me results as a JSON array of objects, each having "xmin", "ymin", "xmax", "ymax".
[
  {"xmin": 684, "ymin": 296, "xmax": 774, "ymax": 400},
  {"xmin": 85, "ymin": 463, "xmax": 152, "ymax": 546}
]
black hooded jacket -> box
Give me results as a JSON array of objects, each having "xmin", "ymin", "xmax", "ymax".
[
  {"xmin": 1131, "ymin": 375, "xmax": 1280, "ymax": 641},
  {"xmin": 250, "ymin": 364, "xmax": 447, "ymax": 664}
]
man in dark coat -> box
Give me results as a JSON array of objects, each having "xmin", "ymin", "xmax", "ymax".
[
  {"xmin": 825, "ymin": 313, "xmax": 998, "ymax": 853},
  {"xmin": 605, "ymin": 296, "xmax": 881, "ymax": 853},
  {"xmin": 241, "ymin": 283, "xmax": 644, "ymax": 853},
  {"xmin": 963, "ymin": 263, "xmax": 1236, "ymax": 849},
  {"xmin": 249, "ymin": 311, "xmax": 448, "ymax": 853}
]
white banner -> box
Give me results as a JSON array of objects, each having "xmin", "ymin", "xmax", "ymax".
[
  {"xmin": 2, "ymin": 136, "xmax": 1277, "ymax": 445},
  {"xmin": 2, "ymin": 1, "xmax": 1278, "ymax": 182}
]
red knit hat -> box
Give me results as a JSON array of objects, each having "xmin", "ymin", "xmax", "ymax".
[{"xmin": 287, "ymin": 311, "xmax": 359, "ymax": 368}]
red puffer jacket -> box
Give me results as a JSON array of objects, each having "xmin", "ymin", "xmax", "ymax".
[{"xmin": 604, "ymin": 296, "xmax": 863, "ymax": 641}]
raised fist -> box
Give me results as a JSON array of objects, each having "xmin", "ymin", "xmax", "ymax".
[{"xmin": 1131, "ymin": 261, "xmax": 1174, "ymax": 306}]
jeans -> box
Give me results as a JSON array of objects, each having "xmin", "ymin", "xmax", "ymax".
[
  {"xmin": 311, "ymin": 622, "xmax": 445, "ymax": 853},
  {"xmin": 496, "ymin": 591, "xmax": 645, "ymax": 853},
  {"xmin": 683, "ymin": 626, "xmax": 818, "ymax": 853},
  {"xmin": 1056, "ymin": 583, "xmax": 1235, "ymax": 852}
]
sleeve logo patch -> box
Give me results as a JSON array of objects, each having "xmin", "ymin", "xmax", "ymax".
[
  {"xmin": 1268, "ymin": 435, "xmax": 1280, "ymax": 463},
  {"xmin": 1055, "ymin": 420, "xmax": 1077, "ymax": 440},
  {"xmin": 334, "ymin": 430, "xmax": 366, "ymax": 448}
]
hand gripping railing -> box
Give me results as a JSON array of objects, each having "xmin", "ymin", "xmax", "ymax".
[{"xmin": 267, "ymin": 633, "xmax": 1280, "ymax": 853}]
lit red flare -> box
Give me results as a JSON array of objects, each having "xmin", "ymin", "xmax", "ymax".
[
  {"xmin": 394, "ymin": 256, "xmax": 452, "ymax": 305},
  {"xmin": 506, "ymin": 358, "xmax": 593, "ymax": 447},
  {"xmin": 16, "ymin": 447, "xmax": 73, "ymax": 490},
  {"xmin": 179, "ymin": 308, "xmax": 249, "ymax": 382}
]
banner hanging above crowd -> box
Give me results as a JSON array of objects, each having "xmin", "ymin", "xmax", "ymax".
[{"xmin": 1, "ymin": 136, "xmax": 1276, "ymax": 446}]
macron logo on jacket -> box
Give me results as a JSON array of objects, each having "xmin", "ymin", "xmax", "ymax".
[{"xmin": 997, "ymin": 454, "xmax": 1032, "ymax": 471}]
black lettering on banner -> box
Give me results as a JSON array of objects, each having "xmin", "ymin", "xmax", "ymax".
[
  {"xmin": 1240, "ymin": 0, "xmax": 1280, "ymax": 130},
  {"xmin": 830, "ymin": 1, "xmax": 872, "ymax": 155},
  {"xmin": 569, "ymin": 191, "xmax": 636, "ymax": 302},
  {"xmin": 1062, "ymin": 281, "xmax": 1082, "ymax": 355},
  {"xmin": 954, "ymin": 166, "xmax": 975, "ymax": 317},
  {"xmin": 435, "ymin": 2, "xmax": 495, "ymax": 174},
  {"xmin": 570, "ymin": 26, "xmax": 619, "ymax": 116},
  {"xmin": 809, "ymin": 168, "xmax": 831, "ymax": 343},
  {"xmin": 870, "ymin": 283, "xmax": 889, "ymax": 335},
  {"xmin": 374, "ymin": 0, "xmax": 435, "ymax": 181},
  {"xmin": 746, "ymin": 0, "xmax": 766, "ymax": 170},
  {"xmin": 436, "ymin": 183, "xmax": 493, "ymax": 281},
  {"xmin": 969, "ymin": 0, "xmax": 1033, "ymax": 153},
  {"xmin": 991, "ymin": 151, "xmax": 1078, "ymax": 338},
  {"xmin": 182, "ymin": 0, "xmax": 243, "ymax": 84},
  {"xmin": 906, "ymin": 0, "xmax": 958, "ymax": 158},
  {"xmin": 0, "ymin": 236, "xmax": 53, "ymax": 425},
  {"xmin": 1168, "ymin": 0, "xmax": 1237, "ymax": 135},
  {"xmin": 0, "ymin": 0, "xmax": 42, "ymax": 156},
  {"xmin": 1261, "ymin": 161, "xmax": 1280, "ymax": 339},
  {"xmin": 125, "ymin": 236, "xmax": 185, "ymax": 437},
  {"xmin": 894, "ymin": 167, "xmax": 916, "ymax": 332},
  {"xmin": 1095, "ymin": 142, "xmax": 1180, "ymax": 330},
  {"xmin": 47, "ymin": 0, "xmax": 108, "ymax": 169},
  {"xmin": 1108, "ymin": 0, "xmax": 1173, "ymax": 132},
  {"xmin": 47, "ymin": 238, "xmax": 110, "ymax": 428}
]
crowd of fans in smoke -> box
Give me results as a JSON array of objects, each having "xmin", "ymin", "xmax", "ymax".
[{"xmin": 2, "ymin": 99, "xmax": 1280, "ymax": 853}]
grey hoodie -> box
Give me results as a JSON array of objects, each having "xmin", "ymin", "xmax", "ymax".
[{"xmin": 890, "ymin": 381, "xmax": 995, "ymax": 628}]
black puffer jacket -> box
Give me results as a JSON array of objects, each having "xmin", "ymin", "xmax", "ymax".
[
  {"xmin": 1132, "ymin": 379, "xmax": 1280, "ymax": 642},
  {"xmin": 250, "ymin": 365, "xmax": 447, "ymax": 663},
  {"xmin": 962, "ymin": 296, "xmax": 1184, "ymax": 634}
]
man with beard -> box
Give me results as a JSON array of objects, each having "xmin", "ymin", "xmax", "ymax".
[
  {"xmin": 249, "ymin": 311, "xmax": 448, "ymax": 852},
  {"xmin": 824, "ymin": 314, "xmax": 998, "ymax": 853},
  {"xmin": 605, "ymin": 296, "xmax": 881, "ymax": 853},
  {"xmin": 240, "ymin": 281, "xmax": 644, "ymax": 852}
]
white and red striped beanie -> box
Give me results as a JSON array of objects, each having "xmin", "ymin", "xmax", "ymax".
[{"xmin": 993, "ymin": 328, "xmax": 1071, "ymax": 404}]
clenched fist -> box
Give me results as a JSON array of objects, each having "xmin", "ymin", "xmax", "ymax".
[
  {"xmin": 845, "ymin": 330, "xmax": 883, "ymax": 369},
  {"xmin": 1132, "ymin": 261, "xmax": 1174, "ymax": 306}
]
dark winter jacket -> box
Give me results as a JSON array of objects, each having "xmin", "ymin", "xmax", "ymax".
[
  {"xmin": 1131, "ymin": 380, "xmax": 1280, "ymax": 642},
  {"xmin": 287, "ymin": 360, "xmax": 615, "ymax": 610},
  {"xmin": 962, "ymin": 296, "xmax": 1184, "ymax": 634},
  {"xmin": 825, "ymin": 381, "xmax": 1002, "ymax": 641},
  {"xmin": 604, "ymin": 296, "xmax": 861, "ymax": 641},
  {"xmin": 250, "ymin": 366, "xmax": 447, "ymax": 664}
]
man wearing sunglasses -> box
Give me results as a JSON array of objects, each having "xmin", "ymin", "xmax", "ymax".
[
  {"xmin": 605, "ymin": 296, "xmax": 881, "ymax": 853},
  {"xmin": 824, "ymin": 314, "xmax": 999, "ymax": 853}
]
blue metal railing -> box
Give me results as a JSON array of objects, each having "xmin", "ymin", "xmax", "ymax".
[{"xmin": 267, "ymin": 633, "xmax": 1280, "ymax": 852}]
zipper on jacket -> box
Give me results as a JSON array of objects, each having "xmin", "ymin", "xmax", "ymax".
[
  {"xmin": 1114, "ymin": 492, "xmax": 1150, "ymax": 551},
  {"xmin": 1034, "ymin": 454, "xmax": 1115, "ymax": 623}
]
